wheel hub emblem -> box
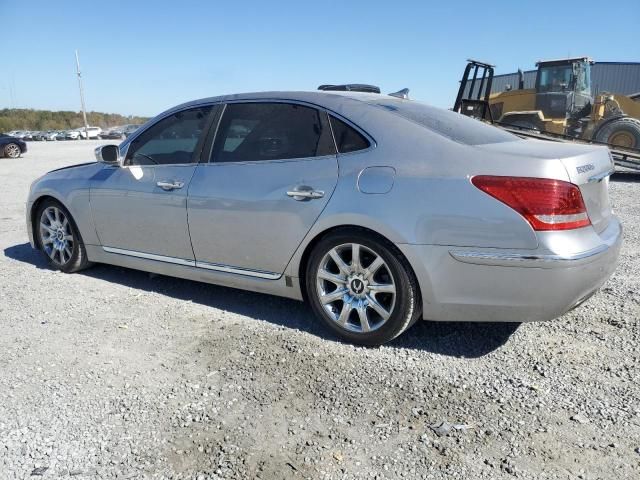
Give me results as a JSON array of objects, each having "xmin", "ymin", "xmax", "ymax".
[
  {"xmin": 57, "ymin": 230, "xmax": 64, "ymax": 241},
  {"xmin": 347, "ymin": 275, "xmax": 368, "ymax": 298}
]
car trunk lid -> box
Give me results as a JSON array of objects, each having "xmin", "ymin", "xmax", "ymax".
[{"xmin": 475, "ymin": 139, "xmax": 614, "ymax": 234}]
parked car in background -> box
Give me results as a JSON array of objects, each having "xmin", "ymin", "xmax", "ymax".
[
  {"xmin": 25, "ymin": 90, "xmax": 621, "ymax": 345},
  {"xmin": 122, "ymin": 124, "xmax": 141, "ymax": 137},
  {"xmin": 0, "ymin": 133, "xmax": 27, "ymax": 158},
  {"xmin": 32, "ymin": 131, "xmax": 48, "ymax": 141},
  {"xmin": 45, "ymin": 131, "xmax": 60, "ymax": 141},
  {"xmin": 22, "ymin": 132, "xmax": 34, "ymax": 141},
  {"xmin": 100, "ymin": 129, "xmax": 124, "ymax": 140},
  {"xmin": 65, "ymin": 130, "xmax": 81, "ymax": 140},
  {"xmin": 79, "ymin": 127, "xmax": 103, "ymax": 139}
]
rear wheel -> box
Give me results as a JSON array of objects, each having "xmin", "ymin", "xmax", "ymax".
[
  {"xmin": 306, "ymin": 230, "xmax": 420, "ymax": 346},
  {"xmin": 3, "ymin": 143, "xmax": 21, "ymax": 158},
  {"xmin": 594, "ymin": 117, "xmax": 640, "ymax": 149},
  {"xmin": 35, "ymin": 200, "xmax": 91, "ymax": 273}
]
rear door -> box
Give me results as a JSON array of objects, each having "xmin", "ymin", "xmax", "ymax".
[{"xmin": 187, "ymin": 101, "xmax": 338, "ymax": 277}]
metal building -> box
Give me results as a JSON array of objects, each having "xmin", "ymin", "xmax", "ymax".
[{"xmin": 489, "ymin": 62, "xmax": 640, "ymax": 96}]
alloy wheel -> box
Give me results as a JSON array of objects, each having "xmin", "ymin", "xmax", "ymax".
[
  {"xmin": 39, "ymin": 206, "xmax": 74, "ymax": 265},
  {"xmin": 315, "ymin": 243, "xmax": 396, "ymax": 333},
  {"xmin": 5, "ymin": 143, "xmax": 20, "ymax": 158}
]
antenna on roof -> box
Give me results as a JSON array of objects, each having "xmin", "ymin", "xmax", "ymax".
[{"xmin": 389, "ymin": 88, "xmax": 410, "ymax": 99}]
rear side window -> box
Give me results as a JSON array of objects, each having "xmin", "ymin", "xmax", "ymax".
[
  {"xmin": 329, "ymin": 116, "xmax": 371, "ymax": 153},
  {"xmin": 211, "ymin": 103, "xmax": 335, "ymax": 162},
  {"xmin": 125, "ymin": 106, "xmax": 212, "ymax": 165},
  {"xmin": 370, "ymin": 99, "xmax": 518, "ymax": 145}
]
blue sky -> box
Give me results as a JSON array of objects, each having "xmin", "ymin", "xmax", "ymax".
[{"xmin": 2, "ymin": 0, "xmax": 639, "ymax": 117}]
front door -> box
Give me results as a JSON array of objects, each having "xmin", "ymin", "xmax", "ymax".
[
  {"xmin": 91, "ymin": 105, "xmax": 213, "ymax": 261},
  {"xmin": 187, "ymin": 102, "xmax": 338, "ymax": 276}
]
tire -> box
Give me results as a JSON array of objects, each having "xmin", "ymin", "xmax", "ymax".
[
  {"xmin": 3, "ymin": 142, "xmax": 21, "ymax": 158},
  {"xmin": 594, "ymin": 116, "xmax": 640, "ymax": 150},
  {"xmin": 35, "ymin": 199, "xmax": 91, "ymax": 273},
  {"xmin": 305, "ymin": 229, "xmax": 421, "ymax": 346}
]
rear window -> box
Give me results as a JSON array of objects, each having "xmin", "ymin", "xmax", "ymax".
[{"xmin": 370, "ymin": 99, "xmax": 518, "ymax": 145}]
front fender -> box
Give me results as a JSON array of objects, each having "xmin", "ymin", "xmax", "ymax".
[{"xmin": 28, "ymin": 163, "xmax": 104, "ymax": 248}]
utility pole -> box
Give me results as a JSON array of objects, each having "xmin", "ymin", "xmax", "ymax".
[{"xmin": 75, "ymin": 50, "xmax": 89, "ymax": 140}]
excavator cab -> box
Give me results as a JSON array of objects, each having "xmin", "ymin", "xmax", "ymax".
[
  {"xmin": 453, "ymin": 57, "xmax": 640, "ymax": 164},
  {"xmin": 534, "ymin": 57, "xmax": 593, "ymax": 120}
]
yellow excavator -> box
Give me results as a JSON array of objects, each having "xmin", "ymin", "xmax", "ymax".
[{"xmin": 453, "ymin": 58, "xmax": 640, "ymax": 167}]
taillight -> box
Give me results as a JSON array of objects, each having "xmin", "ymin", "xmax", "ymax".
[{"xmin": 471, "ymin": 175, "xmax": 591, "ymax": 231}]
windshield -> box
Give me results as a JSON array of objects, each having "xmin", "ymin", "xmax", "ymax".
[
  {"xmin": 369, "ymin": 99, "xmax": 518, "ymax": 145},
  {"xmin": 537, "ymin": 61, "xmax": 591, "ymax": 95},
  {"xmin": 538, "ymin": 65, "xmax": 572, "ymax": 92}
]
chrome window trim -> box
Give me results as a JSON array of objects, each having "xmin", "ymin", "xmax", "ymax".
[
  {"xmin": 102, "ymin": 246, "xmax": 281, "ymax": 279},
  {"xmin": 120, "ymin": 163, "xmax": 199, "ymax": 170},
  {"xmin": 198, "ymin": 153, "xmax": 338, "ymax": 168}
]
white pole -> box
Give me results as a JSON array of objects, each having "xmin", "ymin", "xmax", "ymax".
[{"xmin": 75, "ymin": 50, "xmax": 89, "ymax": 140}]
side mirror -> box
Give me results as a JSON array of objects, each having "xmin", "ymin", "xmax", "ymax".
[{"xmin": 95, "ymin": 145, "xmax": 120, "ymax": 165}]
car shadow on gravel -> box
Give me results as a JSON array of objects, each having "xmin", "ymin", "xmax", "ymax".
[{"xmin": 5, "ymin": 242, "xmax": 519, "ymax": 357}]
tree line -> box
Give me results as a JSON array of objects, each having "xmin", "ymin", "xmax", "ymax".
[{"xmin": 0, "ymin": 108, "xmax": 149, "ymax": 132}]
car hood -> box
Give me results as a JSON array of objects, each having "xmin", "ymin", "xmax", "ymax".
[
  {"xmin": 48, "ymin": 161, "xmax": 99, "ymax": 175},
  {"xmin": 1, "ymin": 135, "xmax": 23, "ymax": 142}
]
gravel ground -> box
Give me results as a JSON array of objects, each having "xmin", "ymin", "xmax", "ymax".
[{"xmin": 0, "ymin": 140, "xmax": 639, "ymax": 480}]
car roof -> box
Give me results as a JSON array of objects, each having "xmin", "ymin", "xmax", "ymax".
[{"xmin": 164, "ymin": 90, "xmax": 387, "ymax": 116}]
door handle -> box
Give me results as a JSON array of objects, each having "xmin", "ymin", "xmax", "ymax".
[
  {"xmin": 157, "ymin": 180, "xmax": 185, "ymax": 191},
  {"xmin": 286, "ymin": 187, "xmax": 325, "ymax": 200}
]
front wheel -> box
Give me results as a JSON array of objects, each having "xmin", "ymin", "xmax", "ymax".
[
  {"xmin": 3, "ymin": 142, "xmax": 21, "ymax": 158},
  {"xmin": 306, "ymin": 230, "xmax": 420, "ymax": 346},
  {"xmin": 35, "ymin": 200, "xmax": 91, "ymax": 273}
]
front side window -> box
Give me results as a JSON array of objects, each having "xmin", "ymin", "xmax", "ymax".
[
  {"xmin": 125, "ymin": 106, "xmax": 212, "ymax": 165},
  {"xmin": 211, "ymin": 102, "xmax": 335, "ymax": 162}
]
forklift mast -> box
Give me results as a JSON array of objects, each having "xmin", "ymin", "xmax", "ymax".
[{"xmin": 453, "ymin": 59, "xmax": 495, "ymax": 122}]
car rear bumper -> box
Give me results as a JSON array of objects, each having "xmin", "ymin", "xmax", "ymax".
[{"xmin": 398, "ymin": 216, "xmax": 622, "ymax": 323}]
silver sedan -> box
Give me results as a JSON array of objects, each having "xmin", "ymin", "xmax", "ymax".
[{"xmin": 26, "ymin": 91, "xmax": 622, "ymax": 345}]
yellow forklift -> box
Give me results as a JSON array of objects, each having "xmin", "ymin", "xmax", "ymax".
[{"xmin": 454, "ymin": 58, "xmax": 640, "ymax": 168}]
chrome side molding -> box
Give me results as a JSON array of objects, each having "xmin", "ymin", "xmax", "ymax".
[
  {"xmin": 103, "ymin": 246, "xmax": 195, "ymax": 266},
  {"xmin": 195, "ymin": 261, "xmax": 281, "ymax": 279},
  {"xmin": 102, "ymin": 246, "xmax": 281, "ymax": 279},
  {"xmin": 449, "ymin": 244, "xmax": 610, "ymax": 268}
]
